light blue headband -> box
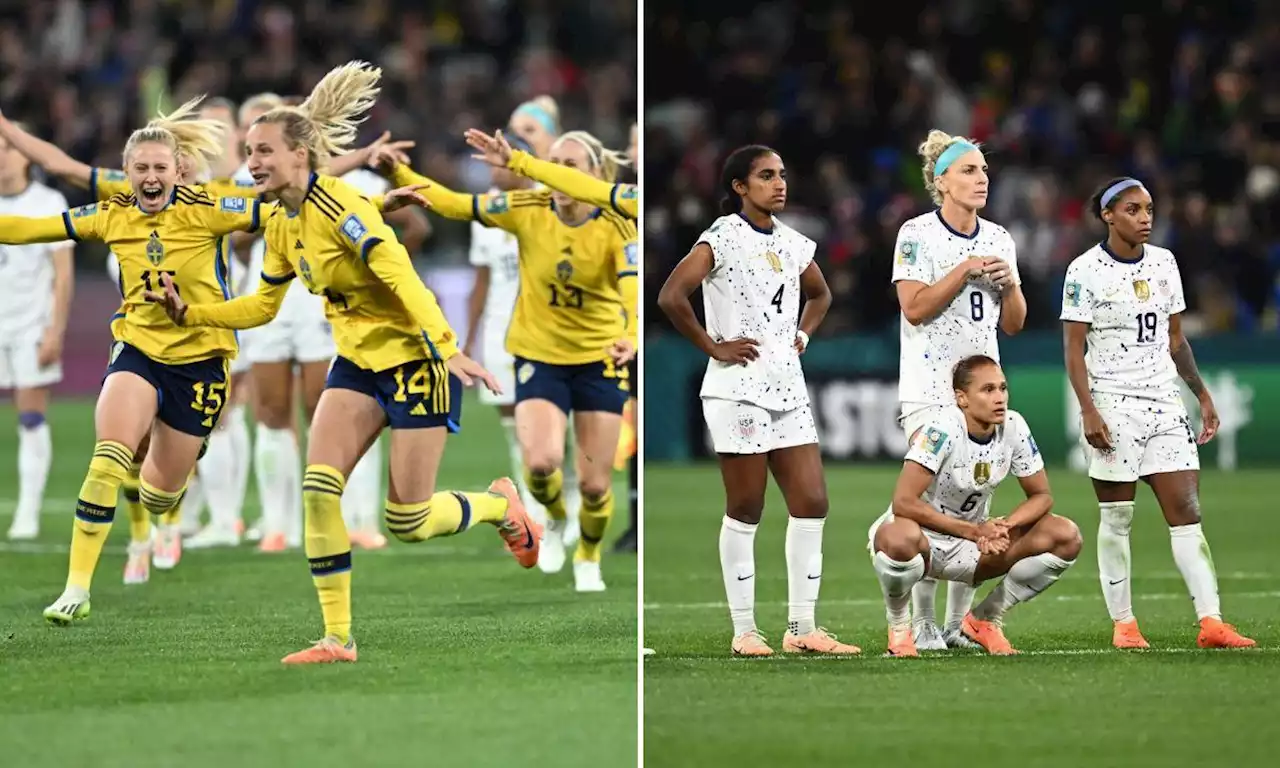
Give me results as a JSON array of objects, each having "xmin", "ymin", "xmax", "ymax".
[
  {"xmin": 514, "ymin": 103, "xmax": 557, "ymax": 135},
  {"xmin": 934, "ymin": 140, "xmax": 979, "ymax": 177},
  {"xmin": 1100, "ymin": 178, "xmax": 1146, "ymax": 211}
]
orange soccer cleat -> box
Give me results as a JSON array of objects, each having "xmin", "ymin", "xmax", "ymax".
[
  {"xmin": 1196, "ymin": 618, "xmax": 1256, "ymax": 649},
  {"xmin": 1113, "ymin": 619, "xmax": 1150, "ymax": 649},
  {"xmin": 490, "ymin": 478, "xmax": 542, "ymax": 568},
  {"xmin": 731, "ymin": 630, "xmax": 774, "ymax": 657},
  {"xmin": 281, "ymin": 636, "xmax": 358, "ymax": 665},
  {"xmin": 782, "ymin": 627, "xmax": 861, "ymax": 655},
  {"xmin": 886, "ymin": 625, "xmax": 918, "ymax": 657},
  {"xmin": 961, "ymin": 613, "xmax": 1018, "ymax": 656}
]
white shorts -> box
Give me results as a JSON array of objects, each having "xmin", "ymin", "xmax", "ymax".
[
  {"xmin": 1085, "ymin": 406, "xmax": 1200, "ymax": 482},
  {"xmin": 868, "ymin": 512, "xmax": 981, "ymax": 586},
  {"xmin": 899, "ymin": 403, "xmax": 950, "ymax": 442},
  {"xmin": 478, "ymin": 325, "xmax": 515, "ymax": 407},
  {"xmin": 229, "ymin": 345, "xmax": 253, "ymax": 375},
  {"xmin": 243, "ymin": 285, "xmax": 336, "ymax": 365},
  {"xmin": 702, "ymin": 397, "xmax": 818, "ymax": 455},
  {"xmin": 0, "ymin": 340, "xmax": 62, "ymax": 390}
]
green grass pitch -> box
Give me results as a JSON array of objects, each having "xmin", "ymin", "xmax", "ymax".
[
  {"xmin": 643, "ymin": 463, "xmax": 1279, "ymax": 767},
  {"xmin": 0, "ymin": 397, "xmax": 637, "ymax": 767}
]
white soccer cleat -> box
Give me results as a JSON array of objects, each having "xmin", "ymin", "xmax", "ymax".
[
  {"xmin": 643, "ymin": 647, "xmax": 656, "ymax": 657},
  {"xmin": 43, "ymin": 587, "xmax": 91, "ymax": 625},
  {"xmin": 943, "ymin": 626, "xmax": 981, "ymax": 649},
  {"xmin": 6, "ymin": 516, "xmax": 39, "ymax": 541},
  {"xmin": 124, "ymin": 541, "xmax": 152, "ymax": 585},
  {"xmin": 243, "ymin": 519, "xmax": 264, "ymax": 542},
  {"xmin": 538, "ymin": 517, "xmax": 567, "ymax": 574},
  {"xmin": 573, "ymin": 560, "xmax": 606, "ymax": 593},
  {"xmin": 912, "ymin": 620, "xmax": 948, "ymax": 651},
  {"xmin": 183, "ymin": 525, "xmax": 241, "ymax": 549},
  {"xmin": 562, "ymin": 507, "xmax": 581, "ymax": 549},
  {"xmin": 152, "ymin": 524, "xmax": 181, "ymax": 570}
]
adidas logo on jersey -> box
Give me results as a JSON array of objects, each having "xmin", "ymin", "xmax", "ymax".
[
  {"xmin": 295, "ymin": 239, "xmax": 305, "ymax": 249},
  {"xmin": 409, "ymin": 402, "xmax": 428, "ymax": 416}
]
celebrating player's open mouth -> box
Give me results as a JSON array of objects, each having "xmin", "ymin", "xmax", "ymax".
[{"xmin": 139, "ymin": 179, "xmax": 166, "ymax": 206}]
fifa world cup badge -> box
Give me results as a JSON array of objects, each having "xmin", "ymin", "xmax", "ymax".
[
  {"xmin": 973, "ymin": 461, "xmax": 991, "ymax": 485},
  {"xmin": 1132, "ymin": 279, "xmax": 1150, "ymax": 302}
]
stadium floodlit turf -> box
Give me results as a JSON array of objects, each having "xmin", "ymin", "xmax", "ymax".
[
  {"xmin": 644, "ymin": 463, "xmax": 1279, "ymax": 767},
  {"xmin": 0, "ymin": 398, "xmax": 637, "ymax": 767}
]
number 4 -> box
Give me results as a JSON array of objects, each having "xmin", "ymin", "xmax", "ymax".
[{"xmin": 771, "ymin": 284, "xmax": 784, "ymax": 314}]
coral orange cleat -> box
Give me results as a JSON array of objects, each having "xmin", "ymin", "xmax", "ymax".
[
  {"xmin": 490, "ymin": 478, "xmax": 542, "ymax": 568},
  {"xmin": 782, "ymin": 627, "xmax": 861, "ymax": 655},
  {"xmin": 258, "ymin": 532, "xmax": 288, "ymax": 553},
  {"xmin": 1113, "ymin": 618, "xmax": 1150, "ymax": 649},
  {"xmin": 1196, "ymin": 618, "xmax": 1256, "ymax": 649},
  {"xmin": 961, "ymin": 613, "xmax": 1018, "ymax": 656},
  {"xmin": 886, "ymin": 625, "xmax": 918, "ymax": 657},
  {"xmin": 349, "ymin": 530, "xmax": 387, "ymax": 550},
  {"xmin": 281, "ymin": 636, "xmax": 358, "ymax": 664},
  {"xmin": 731, "ymin": 630, "xmax": 774, "ymax": 657}
]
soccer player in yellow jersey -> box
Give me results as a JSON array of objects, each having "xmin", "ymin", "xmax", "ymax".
[
  {"xmin": 381, "ymin": 129, "xmax": 638, "ymax": 592},
  {"xmin": 147, "ymin": 61, "xmax": 542, "ymax": 665},
  {"xmin": 466, "ymin": 127, "xmax": 639, "ymax": 220},
  {"xmin": 0, "ymin": 109, "xmax": 265, "ymax": 625}
]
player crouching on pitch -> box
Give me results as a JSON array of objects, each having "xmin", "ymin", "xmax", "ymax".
[{"xmin": 870, "ymin": 355, "xmax": 1081, "ymax": 656}]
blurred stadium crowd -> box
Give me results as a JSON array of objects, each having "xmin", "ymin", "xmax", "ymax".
[
  {"xmin": 644, "ymin": 0, "xmax": 1280, "ymax": 335},
  {"xmin": 0, "ymin": 0, "xmax": 638, "ymax": 262}
]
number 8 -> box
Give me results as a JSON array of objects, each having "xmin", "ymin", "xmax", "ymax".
[{"xmin": 969, "ymin": 291, "xmax": 984, "ymax": 321}]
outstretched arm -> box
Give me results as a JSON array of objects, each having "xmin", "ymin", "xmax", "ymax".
[
  {"xmin": 0, "ymin": 116, "xmax": 93, "ymax": 188},
  {"xmin": 0, "ymin": 214, "xmax": 80, "ymax": 245},
  {"xmin": 387, "ymin": 164, "xmax": 478, "ymax": 221}
]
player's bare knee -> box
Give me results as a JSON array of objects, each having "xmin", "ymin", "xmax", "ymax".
[
  {"xmin": 789, "ymin": 490, "xmax": 828, "ymax": 519},
  {"xmin": 874, "ymin": 519, "xmax": 924, "ymax": 561},
  {"xmin": 725, "ymin": 497, "xmax": 764, "ymax": 525},
  {"xmin": 579, "ymin": 478, "xmax": 612, "ymax": 501},
  {"xmin": 256, "ymin": 403, "xmax": 292, "ymax": 430},
  {"xmin": 1048, "ymin": 514, "xmax": 1082, "ymax": 559},
  {"xmin": 526, "ymin": 456, "xmax": 562, "ymax": 477}
]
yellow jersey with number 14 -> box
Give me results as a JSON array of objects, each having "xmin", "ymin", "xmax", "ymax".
[
  {"xmin": 182, "ymin": 173, "xmax": 459, "ymax": 372},
  {"xmin": 0, "ymin": 186, "xmax": 260, "ymax": 364},
  {"xmin": 390, "ymin": 165, "xmax": 638, "ymax": 366}
]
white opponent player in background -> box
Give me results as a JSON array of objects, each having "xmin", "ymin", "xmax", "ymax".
[
  {"xmin": 883, "ymin": 130, "xmax": 1027, "ymax": 651},
  {"xmin": 233, "ymin": 93, "xmax": 427, "ymax": 551},
  {"xmin": 0, "ymin": 125, "xmax": 73, "ymax": 540},
  {"xmin": 1062, "ymin": 177, "xmax": 1254, "ymax": 650},
  {"xmin": 658, "ymin": 145, "xmax": 857, "ymax": 657},
  {"xmin": 871, "ymin": 355, "xmax": 1081, "ymax": 656}
]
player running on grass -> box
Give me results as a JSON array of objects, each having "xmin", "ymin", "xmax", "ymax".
[
  {"xmin": 1062, "ymin": 177, "xmax": 1254, "ymax": 650},
  {"xmin": 658, "ymin": 144, "xmax": 858, "ymax": 657},
  {"xmin": 871, "ymin": 355, "xmax": 1082, "ymax": 656}
]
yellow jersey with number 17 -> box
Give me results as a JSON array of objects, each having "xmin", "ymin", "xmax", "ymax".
[
  {"xmin": 182, "ymin": 173, "xmax": 459, "ymax": 372},
  {"xmin": 0, "ymin": 186, "xmax": 260, "ymax": 364},
  {"xmin": 389, "ymin": 165, "xmax": 639, "ymax": 366}
]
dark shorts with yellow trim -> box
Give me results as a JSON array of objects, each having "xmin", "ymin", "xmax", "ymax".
[
  {"xmin": 104, "ymin": 341, "xmax": 230, "ymax": 437},
  {"xmin": 326, "ymin": 356, "xmax": 462, "ymax": 431},
  {"xmin": 513, "ymin": 356, "xmax": 629, "ymax": 416}
]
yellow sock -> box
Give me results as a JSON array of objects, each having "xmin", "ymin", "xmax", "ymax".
[
  {"xmin": 302, "ymin": 465, "xmax": 352, "ymax": 643},
  {"xmin": 122, "ymin": 463, "xmax": 150, "ymax": 543},
  {"xmin": 68, "ymin": 440, "xmax": 134, "ymax": 591},
  {"xmin": 161, "ymin": 499, "xmax": 182, "ymax": 528},
  {"xmin": 384, "ymin": 491, "xmax": 508, "ymax": 543},
  {"xmin": 525, "ymin": 467, "xmax": 567, "ymax": 521},
  {"xmin": 138, "ymin": 477, "xmax": 185, "ymax": 519},
  {"xmin": 575, "ymin": 488, "xmax": 614, "ymax": 563}
]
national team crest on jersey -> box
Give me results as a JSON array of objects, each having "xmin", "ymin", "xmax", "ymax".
[
  {"xmin": 220, "ymin": 197, "xmax": 248, "ymax": 213},
  {"xmin": 1064, "ymin": 281, "xmax": 1081, "ymax": 307},
  {"xmin": 759, "ymin": 251, "xmax": 783, "ymax": 273},
  {"xmin": 340, "ymin": 214, "xmax": 368, "ymax": 244},
  {"xmin": 556, "ymin": 259, "xmax": 574, "ymax": 282},
  {"xmin": 973, "ymin": 461, "xmax": 991, "ymax": 485},
  {"xmin": 897, "ymin": 240, "xmax": 918, "ymax": 266},
  {"xmin": 737, "ymin": 415, "xmax": 756, "ymax": 439},
  {"xmin": 146, "ymin": 231, "xmax": 165, "ymax": 265},
  {"xmin": 486, "ymin": 194, "xmax": 509, "ymax": 215},
  {"xmin": 1133, "ymin": 279, "xmax": 1151, "ymax": 302},
  {"xmin": 1157, "ymin": 279, "xmax": 1170, "ymax": 297},
  {"xmin": 298, "ymin": 255, "xmax": 314, "ymax": 287}
]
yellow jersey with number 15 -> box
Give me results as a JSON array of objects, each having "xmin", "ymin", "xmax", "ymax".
[
  {"xmin": 0, "ymin": 186, "xmax": 260, "ymax": 364},
  {"xmin": 182, "ymin": 173, "xmax": 459, "ymax": 372}
]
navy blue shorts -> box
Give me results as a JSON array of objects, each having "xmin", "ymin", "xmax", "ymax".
[
  {"xmin": 105, "ymin": 341, "xmax": 230, "ymax": 437},
  {"xmin": 514, "ymin": 356, "xmax": 629, "ymax": 415},
  {"xmin": 326, "ymin": 356, "xmax": 462, "ymax": 431}
]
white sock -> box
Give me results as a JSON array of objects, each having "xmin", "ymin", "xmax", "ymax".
[
  {"xmin": 719, "ymin": 516, "xmax": 759, "ymax": 636},
  {"xmin": 345, "ymin": 438, "xmax": 382, "ymax": 531},
  {"xmin": 972, "ymin": 552, "xmax": 1074, "ymax": 623},
  {"xmin": 1098, "ymin": 501, "xmax": 1135, "ymax": 621},
  {"xmin": 226, "ymin": 404, "xmax": 251, "ymax": 525},
  {"xmin": 873, "ymin": 551, "xmax": 925, "ymax": 626},
  {"xmin": 501, "ymin": 416, "xmax": 543, "ymax": 521},
  {"xmin": 785, "ymin": 516, "xmax": 825, "ymax": 635},
  {"xmin": 198, "ymin": 427, "xmax": 238, "ymax": 530},
  {"xmin": 15, "ymin": 419, "xmax": 52, "ymax": 525},
  {"xmin": 562, "ymin": 428, "xmax": 582, "ymax": 523},
  {"xmin": 945, "ymin": 583, "xmax": 977, "ymax": 630},
  {"xmin": 1169, "ymin": 523, "xmax": 1221, "ymax": 620},
  {"xmin": 254, "ymin": 426, "xmax": 300, "ymax": 537},
  {"xmin": 911, "ymin": 577, "xmax": 939, "ymax": 626}
]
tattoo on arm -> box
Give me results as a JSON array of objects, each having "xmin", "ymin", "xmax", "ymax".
[{"xmin": 1170, "ymin": 334, "xmax": 1206, "ymax": 397}]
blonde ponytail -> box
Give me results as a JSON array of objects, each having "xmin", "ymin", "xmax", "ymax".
[
  {"xmin": 552, "ymin": 130, "xmax": 631, "ymax": 183},
  {"xmin": 123, "ymin": 95, "xmax": 228, "ymax": 179},
  {"xmin": 255, "ymin": 61, "xmax": 381, "ymax": 169},
  {"xmin": 918, "ymin": 129, "xmax": 981, "ymax": 206}
]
